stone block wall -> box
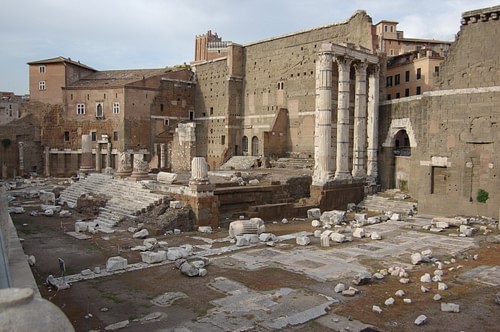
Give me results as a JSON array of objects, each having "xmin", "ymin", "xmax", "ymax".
[
  {"xmin": 380, "ymin": 6, "xmax": 500, "ymax": 218},
  {"xmin": 193, "ymin": 11, "xmax": 375, "ymax": 168}
]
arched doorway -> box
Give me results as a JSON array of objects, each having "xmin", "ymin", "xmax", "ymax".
[
  {"xmin": 242, "ymin": 136, "xmax": 248, "ymax": 155},
  {"xmin": 251, "ymin": 136, "xmax": 259, "ymax": 156},
  {"xmin": 393, "ymin": 130, "xmax": 411, "ymax": 156},
  {"xmin": 393, "ymin": 129, "xmax": 411, "ymax": 191}
]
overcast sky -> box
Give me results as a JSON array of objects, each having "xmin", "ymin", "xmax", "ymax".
[{"xmin": 1, "ymin": 0, "xmax": 498, "ymax": 95}]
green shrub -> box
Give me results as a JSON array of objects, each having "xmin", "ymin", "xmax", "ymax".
[
  {"xmin": 1, "ymin": 138, "xmax": 11, "ymax": 148},
  {"xmin": 476, "ymin": 189, "xmax": 489, "ymax": 203}
]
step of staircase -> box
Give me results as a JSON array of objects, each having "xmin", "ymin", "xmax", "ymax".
[
  {"xmin": 59, "ymin": 173, "xmax": 166, "ymax": 229},
  {"xmin": 270, "ymin": 158, "xmax": 314, "ymax": 169},
  {"xmin": 219, "ymin": 156, "xmax": 260, "ymax": 170},
  {"xmin": 359, "ymin": 192, "xmax": 417, "ymax": 215}
]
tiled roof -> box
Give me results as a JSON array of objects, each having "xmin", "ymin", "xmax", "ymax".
[
  {"xmin": 67, "ymin": 68, "xmax": 174, "ymax": 88},
  {"xmin": 27, "ymin": 56, "xmax": 96, "ymax": 71}
]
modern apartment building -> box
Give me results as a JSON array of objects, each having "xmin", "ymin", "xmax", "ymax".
[
  {"xmin": 375, "ymin": 20, "xmax": 451, "ymax": 57},
  {"xmin": 385, "ymin": 49, "xmax": 444, "ymax": 100}
]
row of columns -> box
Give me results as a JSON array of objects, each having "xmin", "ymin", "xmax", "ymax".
[
  {"xmin": 313, "ymin": 44, "xmax": 379, "ymax": 186},
  {"xmin": 77, "ymin": 135, "xmax": 168, "ymax": 178}
]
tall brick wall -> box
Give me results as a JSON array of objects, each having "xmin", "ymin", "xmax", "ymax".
[
  {"xmin": 193, "ymin": 11, "xmax": 375, "ymax": 168},
  {"xmin": 380, "ymin": 6, "xmax": 500, "ymax": 218},
  {"xmin": 436, "ymin": 7, "xmax": 500, "ymax": 90}
]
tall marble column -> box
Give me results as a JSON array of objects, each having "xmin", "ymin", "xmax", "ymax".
[
  {"xmin": 17, "ymin": 142, "xmax": 24, "ymax": 177},
  {"xmin": 312, "ymin": 52, "xmax": 334, "ymax": 185},
  {"xmin": 95, "ymin": 144, "xmax": 102, "ymax": 173},
  {"xmin": 352, "ymin": 61, "xmax": 368, "ymax": 178},
  {"xmin": 80, "ymin": 135, "xmax": 93, "ymax": 175},
  {"xmin": 334, "ymin": 56, "xmax": 353, "ymax": 180},
  {"xmin": 367, "ymin": 65, "xmax": 380, "ymax": 179},
  {"xmin": 44, "ymin": 146, "xmax": 50, "ymax": 177},
  {"xmin": 160, "ymin": 144, "xmax": 166, "ymax": 169},
  {"xmin": 104, "ymin": 142, "xmax": 113, "ymax": 173}
]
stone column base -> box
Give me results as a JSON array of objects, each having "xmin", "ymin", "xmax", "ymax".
[{"xmin": 129, "ymin": 172, "xmax": 149, "ymax": 181}]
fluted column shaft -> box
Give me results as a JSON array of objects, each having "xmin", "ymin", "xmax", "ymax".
[
  {"xmin": 160, "ymin": 144, "xmax": 166, "ymax": 169},
  {"xmin": 352, "ymin": 62, "xmax": 367, "ymax": 178},
  {"xmin": 312, "ymin": 52, "xmax": 334, "ymax": 185},
  {"xmin": 334, "ymin": 56, "xmax": 353, "ymax": 180},
  {"xmin": 95, "ymin": 144, "xmax": 102, "ymax": 172},
  {"xmin": 367, "ymin": 66, "xmax": 380, "ymax": 179},
  {"xmin": 18, "ymin": 142, "xmax": 24, "ymax": 176},
  {"xmin": 190, "ymin": 157, "xmax": 209, "ymax": 185}
]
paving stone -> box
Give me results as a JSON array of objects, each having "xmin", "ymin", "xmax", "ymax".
[
  {"xmin": 385, "ymin": 297, "xmax": 395, "ymax": 305},
  {"xmin": 334, "ymin": 283, "xmax": 346, "ymax": 293},
  {"xmin": 307, "ymin": 208, "xmax": 321, "ymax": 219},
  {"xmin": 414, "ymin": 314, "xmax": 427, "ymax": 325},
  {"xmin": 296, "ymin": 235, "xmax": 310, "ymax": 246},
  {"xmin": 133, "ymin": 229, "xmax": 149, "ymax": 239},
  {"xmin": 441, "ymin": 302, "xmax": 460, "ymax": 312},
  {"xmin": 106, "ymin": 256, "xmax": 128, "ymax": 272}
]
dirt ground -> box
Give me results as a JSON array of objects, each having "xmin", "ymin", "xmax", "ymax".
[{"xmin": 10, "ymin": 192, "xmax": 500, "ymax": 332}]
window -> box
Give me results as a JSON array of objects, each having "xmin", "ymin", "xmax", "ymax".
[
  {"xmin": 189, "ymin": 111, "xmax": 194, "ymax": 121},
  {"xmin": 96, "ymin": 102, "xmax": 104, "ymax": 118},
  {"xmin": 405, "ymin": 70, "xmax": 410, "ymax": 82},
  {"xmin": 113, "ymin": 131, "xmax": 118, "ymax": 141},
  {"xmin": 160, "ymin": 103, "xmax": 164, "ymax": 112},
  {"xmin": 390, "ymin": 26, "xmax": 394, "ymax": 32},
  {"xmin": 389, "ymin": 49, "xmax": 394, "ymax": 56},
  {"xmin": 91, "ymin": 132, "xmax": 97, "ymax": 141},
  {"xmin": 39, "ymin": 65, "xmax": 46, "ymax": 73},
  {"xmin": 163, "ymin": 119, "xmax": 169, "ymax": 126},
  {"xmin": 416, "ymin": 68, "xmax": 421, "ymax": 80},
  {"xmin": 76, "ymin": 103, "xmax": 85, "ymax": 115},
  {"xmin": 396, "ymin": 92, "xmax": 400, "ymax": 99},
  {"xmin": 387, "ymin": 94, "xmax": 391, "ymax": 100},
  {"xmin": 416, "ymin": 86, "xmax": 421, "ymax": 95},
  {"xmin": 386, "ymin": 76, "xmax": 393, "ymax": 87},
  {"xmin": 384, "ymin": 25, "xmax": 388, "ymax": 32},
  {"xmin": 38, "ymin": 80, "xmax": 46, "ymax": 90},
  {"xmin": 395, "ymin": 74, "xmax": 400, "ymax": 85},
  {"xmin": 113, "ymin": 102, "xmax": 120, "ymax": 114},
  {"xmin": 210, "ymin": 107, "xmax": 214, "ymax": 115},
  {"xmin": 405, "ymin": 88, "xmax": 410, "ymax": 97},
  {"xmin": 64, "ymin": 131, "xmax": 69, "ymax": 142},
  {"xmin": 221, "ymin": 135, "xmax": 225, "ymax": 145}
]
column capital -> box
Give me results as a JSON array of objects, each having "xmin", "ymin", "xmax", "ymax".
[
  {"xmin": 354, "ymin": 61, "xmax": 368, "ymax": 73},
  {"xmin": 368, "ymin": 64, "xmax": 380, "ymax": 76},
  {"xmin": 335, "ymin": 56, "xmax": 353, "ymax": 71},
  {"xmin": 318, "ymin": 52, "xmax": 333, "ymax": 67}
]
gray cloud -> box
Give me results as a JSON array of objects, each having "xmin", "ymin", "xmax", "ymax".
[{"xmin": 1, "ymin": 0, "xmax": 498, "ymax": 94}]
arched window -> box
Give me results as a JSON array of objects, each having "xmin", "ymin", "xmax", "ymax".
[
  {"xmin": 242, "ymin": 136, "xmax": 248, "ymax": 155},
  {"xmin": 251, "ymin": 136, "xmax": 259, "ymax": 156},
  {"xmin": 393, "ymin": 130, "xmax": 411, "ymax": 156}
]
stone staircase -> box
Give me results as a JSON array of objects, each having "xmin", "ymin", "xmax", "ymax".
[
  {"xmin": 359, "ymin": 191, "xmax": 417, "ymax": 216},
  {"xmin": 219, "ymin": 156, "xmax": 260, "ymax": 170},
  {"xmin": 270, "ymin": 158, "xmax": 314, "ymax": 169},
  {"xmin": 59, "ymin": 173, "xmax": 166, "ymax": 230}
]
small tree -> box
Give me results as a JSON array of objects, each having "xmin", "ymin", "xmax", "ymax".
[{"xmin": 476, "ymin": 189, "xmax": 489, "ymax": 203}]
